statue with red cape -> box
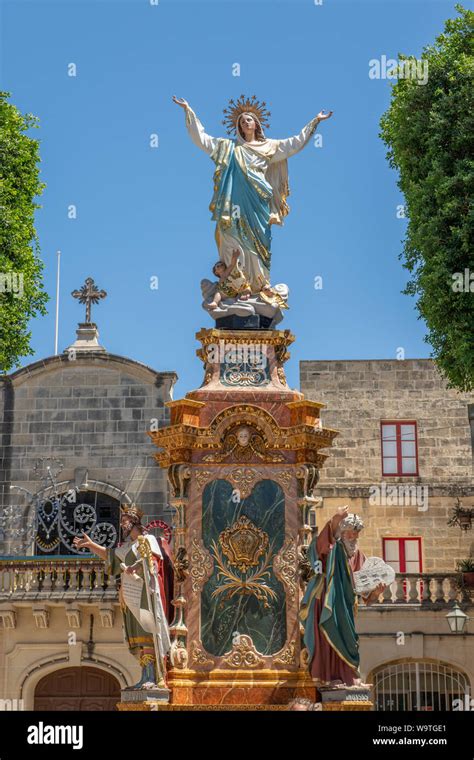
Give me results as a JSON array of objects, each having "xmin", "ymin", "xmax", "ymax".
[{"xmin": 300, "ymin": 506, "xmax": 386, "ymax": 688}]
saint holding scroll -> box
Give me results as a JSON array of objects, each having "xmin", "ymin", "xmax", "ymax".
[
  {"xmin": 74, "ymin": 504, "xmax": 172, "ymax": 690},
  {"xmin": 300, "ymin": 507, "xmax": 386, "ymax": 687}
]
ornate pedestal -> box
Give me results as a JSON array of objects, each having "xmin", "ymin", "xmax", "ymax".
[
  {"xmin": 319, "ymin": 685, "xmax": 373, "ymax": 711},
  {"xmin": 149, "ymin": 328, "xmax": 338, "ymax": 707},
  {"xmin": 117, "ymin": 688, "xmax": 170, "ymax": 711}
]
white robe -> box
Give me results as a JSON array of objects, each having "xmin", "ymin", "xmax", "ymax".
[{"xmin": 184, "ymin": 105, "xmax": 320, "ymax": 292}]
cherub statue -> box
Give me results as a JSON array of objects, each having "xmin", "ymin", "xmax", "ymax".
[{"xmin": 207, "ymin": 249, "xmax": 251, "ymax": 311}]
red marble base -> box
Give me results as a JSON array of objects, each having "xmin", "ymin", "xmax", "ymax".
[{"xmin": 170, "ymin": 685, "xmax": 317, "ymax": 706}]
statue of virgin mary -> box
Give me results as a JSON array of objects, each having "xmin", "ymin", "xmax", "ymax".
[{"xmin": 173, "ymin": 95, "xmax": 333, "ymax": 296}]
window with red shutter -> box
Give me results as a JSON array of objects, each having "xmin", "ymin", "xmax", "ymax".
[{"xmin": 381, "ymin": 421, "xmax": 419, "ymax": 476}]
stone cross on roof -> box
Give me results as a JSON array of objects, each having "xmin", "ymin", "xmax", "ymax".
[{"xmin": 71, "ymin": 277, "xmax": 107, "ymax": 324}]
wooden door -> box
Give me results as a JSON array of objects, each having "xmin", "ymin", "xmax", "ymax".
[{"xmin": 34, "ymin": 666, "xmax": 120, "ymax": 711}]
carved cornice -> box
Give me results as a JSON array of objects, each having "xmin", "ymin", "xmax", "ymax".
[
  {"xmin": 149, "ymin": 403, "xmax": 337, "ymax": 469},
  {"xmin": 195, "ymin": 328, "xmax": 295, "ymax": 357},
  {"xmin": 194, "ymin": 469, "xmax": 214, "ymax": 491}
]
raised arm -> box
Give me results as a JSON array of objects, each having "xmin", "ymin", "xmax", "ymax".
[
  {"xmin": 173, "ymin": 96, "xmax": 217, "ymax": 156},
  {"xmin": 73, "ymin": 531, "xmax": 107, "ymax": 561},
  {"xmin": 315, "ymin": 506, "xmax": 348, "ymax": 560},
  {"xmin": 219, "ymin": 249, "xmax": 240, "ymax": 280},
  {"xmin": 271, "ymin": 109, "xmax": 333, "ymax": 162}
]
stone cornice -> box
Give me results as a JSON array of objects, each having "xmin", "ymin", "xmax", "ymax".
[{"xmin": 1, "ymin": 353, "xmax": 177, "ymax": 388}]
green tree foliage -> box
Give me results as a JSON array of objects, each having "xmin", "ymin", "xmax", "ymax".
[
  {"xmin": 380, "ymin": 5, "xmax": 474, "ymax": 391},
  {"xmin": 0, "ymin": 91, "xmax": 48, "ymax": 373}
]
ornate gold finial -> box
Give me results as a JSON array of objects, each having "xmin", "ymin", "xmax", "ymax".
[{"xmin": 222, "ymin": 94, "xmax": 271, "ymax": 135}]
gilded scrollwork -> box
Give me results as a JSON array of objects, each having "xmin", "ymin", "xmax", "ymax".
[
  {"xmin": 221, "ymin": 365, "xmax": 269, "ymax": 387},
  {"xmin": 208, "ymin": 405, "xmax": 281, "ymax": 444},
  {"xmin": 297, "ymin": 543, "xmax": 313, "ymax": 585},
  {"xmin": 273, "ymin": 537, "xmax": 298, "ymax": 598},
  {"xmin": 227, "ymin": 467, "xmax": 259, "ymax": 498},
  {"xmin": 194, "ymin": 469, "xmax": 213, "ymax": 491},
  {"xmin": 295, "ymin": 464, "xmax": 320, "ymax": 500},
  {"xmin": 203, "ymin": 365, "xmax": 213, "ymax": 385},
  {"xmin": 299, "ymin": 647, "xmax": 310, "ymax": 669},
  {"xmin": 191, "ymin": 641, "xmax": 214, "ymax": 666},
  {"xmin": 210, "ymin": 517, "xmax": 277, "ymax": 609},
  {"xmin": 195, "ymin": 468, "xmax": 292, "ymax": 500},
  {"xmin": 168, "ymin": 463, "xmax": 192, "ymax": 498},
  {"xmin": 222, "ymin": 634, "xmax": 264, "ymax": 668},
  {"xmin": 275, "ymin": 469, "xmax": 292, "ymax": 491},
  {"xmin": 273, "ymin": 640, "xmax": 297, "ymax": 667},
  {"xmin": 170, "ymin": 639, "xmax": 189, "ymax": 669},
  {"xmin": 150, "ymin": 401, "xmax": 337, "ymax": 470},
  {"xmin": 190, "ymin": 536, "xmax": 214, "ymax": 595},
  {"xmin": 219, "ymin": 516, "xmax": 268, "ymax": 572}
]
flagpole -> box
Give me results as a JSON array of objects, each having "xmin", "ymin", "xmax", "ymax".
[{"xmin": 54, "ymin": 249, "xmax": 61, "ymax": 355}]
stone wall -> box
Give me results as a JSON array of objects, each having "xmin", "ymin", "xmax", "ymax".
[
  {"xmin": 300, "ymin": 359, "xmax": 474, "ymax": 572},
  {"xmin": 0, "ymin": 352, "xmax": 176, "ymax": 554}
]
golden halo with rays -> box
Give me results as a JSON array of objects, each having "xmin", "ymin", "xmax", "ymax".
[{"xmin": 222, "ymin": 94, "xmax": 271, "ymax": 136}]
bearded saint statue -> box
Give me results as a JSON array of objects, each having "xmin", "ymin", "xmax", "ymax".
[
  {"xmin": 300, "ymin": 506, "xmax": 386, "ymax": 687},
  {"xmin": 173, "ymin": 94, "xmax": 333, "ymax": 316},
  {"xmin": 74, "ymin": 504, "xmax": 173, "ymax": 690}
]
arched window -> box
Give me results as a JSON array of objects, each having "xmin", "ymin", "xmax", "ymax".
[
  {"xmin": 372, "ymin": 661, "xmax": 471, "ymax": 711},
  {"xmin": 35, "ymin": 489, "xmax": 120, "ymax": 556}
]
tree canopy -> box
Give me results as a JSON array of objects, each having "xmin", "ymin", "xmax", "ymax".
[
  {"xmin": 380, "ymin": 5, "xmax": 474, "ymax": 391},
  {"xmin": 0, "ymin": 91, "xmax": 48, "ymax": 373}
]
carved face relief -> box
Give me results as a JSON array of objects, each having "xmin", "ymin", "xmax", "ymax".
[{"xmin": 236, "ymin": 426, "xmax": 251, "ymax": 447}]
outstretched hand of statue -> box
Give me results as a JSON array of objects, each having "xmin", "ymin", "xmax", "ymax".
[
  {"xmin": 73, "ymin": 532, "xmax": 94, "ymax": 550},
  {"xmin": 316, "ymin": 110, "xmax": 334, "ymax": 121},
  {"xmin": 173, "ymin": 96, "xmax": 189, "ymax": 109}
]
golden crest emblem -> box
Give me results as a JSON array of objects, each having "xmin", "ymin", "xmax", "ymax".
[
  {"xmin": 219, "ymin": 516, "xmax": 268, "ymax": 573},
  {"xmin": 210, "ymin": 516, "xmax": 277, "ymax": 608}
]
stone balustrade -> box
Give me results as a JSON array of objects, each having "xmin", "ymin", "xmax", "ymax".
[
  {"xmin": 0, "ymin": 561, "xmax": 470, "ymax": 608},
  {"xmin": 0, "ymin": 557, "xmax": 118, "ymax": 600},
  {"xmin": 363, "ymin": 573, "xmax": 472, "ymax": 607}
]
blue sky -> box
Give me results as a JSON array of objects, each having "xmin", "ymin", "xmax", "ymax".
[{"xmin": 1, "ymin": 0, "xmax": 459, "ymax": 396}]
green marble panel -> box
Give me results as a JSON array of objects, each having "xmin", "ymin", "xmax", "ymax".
[{"xmin": 201, "ymin": 478, "xmax": 286, "ymax": 656}]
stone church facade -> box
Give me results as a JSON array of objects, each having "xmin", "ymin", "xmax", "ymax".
[{"xmin": 0, "ymin": 319, "xmax": 176, "ymax": 709}]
